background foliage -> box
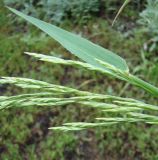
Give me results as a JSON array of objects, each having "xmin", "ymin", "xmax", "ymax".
[
  {"xmin": 0, "ymin": 0, "xmax": 158, "ymax": 159},
  {"xmin": 4, "ymin": 0, "xmax": 101, "ymax": 23}
]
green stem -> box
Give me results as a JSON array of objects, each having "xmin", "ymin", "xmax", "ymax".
[{"xmin": 129, "ymin": 74, "xmax": 158, "ymax": 97}]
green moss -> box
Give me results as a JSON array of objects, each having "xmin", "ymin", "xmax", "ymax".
[{"xmin": 0, "ymin": 4, "xmax": 158, "ymax": 160}]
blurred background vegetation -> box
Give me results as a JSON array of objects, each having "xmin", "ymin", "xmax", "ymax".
[{"xmin": 0, "ymin": 0, "xmax": 158, "ymax": 159}]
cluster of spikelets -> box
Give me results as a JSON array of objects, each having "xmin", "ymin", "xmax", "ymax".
[
  {"xmin": 0, "ymin": 7, "xmax": 158, "ymax": 131},
  {"xmin": 1, "ymin": 53, "xmax": 158, "ymax": 131}
]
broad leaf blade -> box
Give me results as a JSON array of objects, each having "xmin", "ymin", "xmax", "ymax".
[{"xmin": 8, "ymin": 7, "xmax": 128, "ymax": 72}]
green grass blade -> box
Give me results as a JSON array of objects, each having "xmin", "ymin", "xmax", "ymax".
[
  {"xmin": 8, "ymin": 7, "xmax": 128, "ymax": 72},
  {"xmin": 112, "ymin": 0, "xmax": 131, "ymax": 26}
]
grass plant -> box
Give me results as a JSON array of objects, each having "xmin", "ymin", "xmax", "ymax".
[{"xmin": 1, "ymin": 7, "xmax": 158, "ymax": 132}]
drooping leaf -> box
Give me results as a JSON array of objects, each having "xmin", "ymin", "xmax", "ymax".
[{"xmin": 8, "ymin": 7, "xmax": 128, "ymax": 72}]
